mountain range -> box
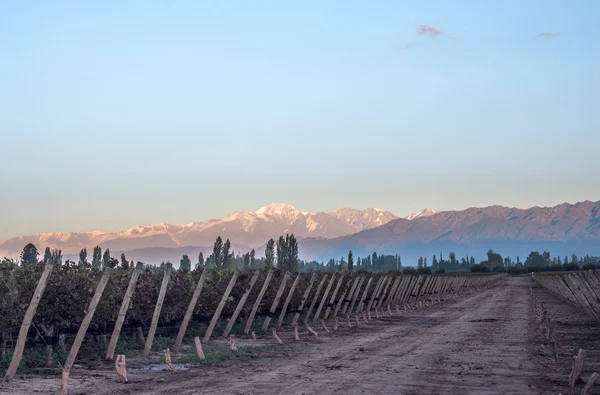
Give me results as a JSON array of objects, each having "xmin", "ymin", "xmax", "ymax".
[
  {"xmin": 1, "ymin": 200, "xmax": 598, "ymax": 265},
  {"xmin": 0, "ymin": 204, "xmax": 403, "ymax": 260}
]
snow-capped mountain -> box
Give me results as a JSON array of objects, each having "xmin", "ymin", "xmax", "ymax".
[
  {"xmin": 405, "ymin": 208, "xmax": 437, "ymax": 221},
  {"xmin": 0, "ymin": 203, "xmax": 398, "ymax": 258}
]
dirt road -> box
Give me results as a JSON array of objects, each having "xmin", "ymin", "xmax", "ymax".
[
  {"xmin": 3, "ymin": 276, "xmax": 567, "ymax": 395},
  {"xmin": 128, "ymin": 276, "xmax": 548, "ymax": 395}
]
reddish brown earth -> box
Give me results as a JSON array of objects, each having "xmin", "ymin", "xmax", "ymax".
[{"xmin": 2, "ymin": 276, "xmax": 599, "ymax": 395}]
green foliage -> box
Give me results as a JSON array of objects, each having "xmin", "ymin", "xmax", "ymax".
[
  {"xmin": 102, "ymin": 249, "xmax": 111, "ymax": 269},
  {"xmin": 79, "ymin": 248, "xmax": 88, "ymax": 267},
  {"xmin": 470, "ymin": 264, "xmax": 490, "ymax": 273},
  {"xmin": 417, "ymin": 267, "xmax": 432, "ymax": 274},
  {"xmin": 20, "ymin": 243, "xmax": 39, "ymax": 267},
  {"xmin": 276, "ymin": 234, "xmax": 298, "ymax": 272},
  {"xmin": 264, "ymin": 239, "xmax": 275, "ymax": 268},
  {"xmin": 196, "ymin": 252, "xmax": 204, "ymax": 271},
  {"xmin": 211, "ymin": 236, "xmax": 223, "ymax": 269},
  {"xmin": 92, "ymin": 246, "xmax": 102, "ymax": 271},
  {"xmin": 180, "ymin": 255, "xmax": 191, "ymax": 272},
  {"xmin": 348, "ymin": 250, "xmax": 354, "ymax": 272}
]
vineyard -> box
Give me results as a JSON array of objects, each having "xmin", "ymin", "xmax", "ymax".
[{"xmin": 0, "ymin": 256, "xmax": 503, "ymax": 393}]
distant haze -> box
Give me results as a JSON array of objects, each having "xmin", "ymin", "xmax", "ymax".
[{"xmin": 1, "ymin": 201, "xmax": 599, "ymax": 266}]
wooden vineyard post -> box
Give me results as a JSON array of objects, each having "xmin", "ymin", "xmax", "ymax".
[
  {"xmin": 143, "ymin": 263, "xmax": 172, "ymax": 356},
  {"xmin": 305, "ymin": 274, "xmax": 328, "ymax": 324},
  {"xmin": 569, "ymin": 349, "xmax": 586, "ymax": 395},
  {"xmin": 61, "ymin": 267, "xmax": 113, "ymax": 395},
  {"xmin": 332, "ymin": 278, "xmax": 353, "ymax": 319},
  {"xmin": 115, "ymin": 355, "xmax": 127, "ymax": 382},
  {"xmin": 5, "ymin": 262, "xmax": 54, "ymax": 381},
  {"xmin": 244, "ymin": 270, "xmax": 273, "ymax": 334},
  {"xmin": 175, "ymin": 267, "xmax": 210, "ymax": 347},
  {"xmin": 346, "ymin": 276, "xmax": 365, "ymax": 316},
  {"xmin": 293, "ymin": 324, "xmax": 300, "ymax": 340},
  {"xmin": 261, "ymin": 272, "xmax": 290, "ymax": 331},
  {"xmin": 323, "ymin": 274, "xmax": 345, "ymax": 320},
  {"xmin": 277, "ymin": 274, "xmax": 301, "ymax": 327},
  {"xmin": 165, "ymin": 349, "xmax": 174, "ymax": 371},
  {"xmin": 223, "ymin": 271, "xmax": 260, "ymax": 338},
  {"xmin": 272, "ymin": 328, "xmax": 284, "ymax": 345},
  {"xmin": 106, "ymin": 262, "xmax": 144, "ymax": 360},
  {"xmin": 582, "ymin": 372, "xmax": 599, "ymax": 395},
  {"xmin": 395, "ymin": 276, "xmax": 411, "ymax": 310},
  {"xmin": 292, "ymin": 272, "xmax": 317, "ymax": 326},
  {"xmin": 229, "ymin": 336, "xmax": 238, "ymax": 353},
  {"xmin": 314, "ymin": 273, "xmax": 336, "ymax": 322},
  {"xmin": 203, "ymin": 271, "xmax": 240, "ymax": 342},
  {"xmin": 377, "ymin": 276, "xmax": 393, "ymax": 312},
  {"xmin": 305, "ymin": 323, "xmax": 318, "ymax": 336},
  {"xmin": 366, "ymin": 276, "xmax": 385, "ymax": 319},
  {"xmin": 194, "ymin": 337, "xmax": 205, "ymax": 360},
  {"xmin": 384, "ymin": 277, "xmax": 401, "ymax": 314},
  {"xmin": 356, "ymin": 277, "xmax": 374, "ymax": 319}
]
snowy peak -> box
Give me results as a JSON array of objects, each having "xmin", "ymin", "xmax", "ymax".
[
  {"xmin": 328, "ymin": 207, "xmax": 398, "ymax": 229},
  {"xmin": 405, "ymin": 208, "xmax": 437, "ymax": 220},
  {"xmin": 255, "ymin": 203, "xmax": 304, "ymax": 224}
]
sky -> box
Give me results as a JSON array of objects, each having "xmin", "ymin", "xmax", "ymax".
[{"xmin": 1, "ymin": 0, "xmax": 599, "ymax": 239}]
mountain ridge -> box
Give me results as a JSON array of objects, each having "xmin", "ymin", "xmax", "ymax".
[
  {"xmin": 0, "ymin": 203, "xmax": 398, "ymax": 258},
  {"xmin": 3, "ymin": 200, "xmax": 599, "ymax": 265}
]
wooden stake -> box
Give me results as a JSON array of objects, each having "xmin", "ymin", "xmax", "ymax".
[
  {"xmin": 314, "ymin": 273, "xmax": 336, "ymax": 322},
  {"xmin": 333, "ymin": 316, "xmax": 339, "ymax": 330},
  {"xmin": 262, "ymin": 272, "xmax": 290, "ymax": 331},
  {"xmin": 355, "ymin": 314, "xmax": 360, "ymax": 327},
  {"xmin": 277, "ymin": 274, "xmax": 301, "ymax": 328},
  {"xmin": 305, "ymin": 324, "xmax": 318, "ymax": 336},
  {"xmin": 244, "ymin": 270, "xmax": 273, "ymax": 334},
  {"xmin": 165, "ymin": 348, "xmax": 174, "ymax": 371},
  {"xmin": 115, "ymin": 354, "xmax": 127, "ymax": 382},
  {"xmin": 324, "ymin": 274, "xmax": 345, "ymax": 320},
  {"xmin": 356, "ymin": 277, "xmax": 374, "ymax": 316},
  {"xmin": 175, "ymin": 267, "xmax": 209, "ymax": 347},
  {"xmin": 61, "ymin": 367, "xmax": 70, "ymax": 394},
  {"xmin": 346, "ymin": 276, "xmax": 365, "ymax": 315},
  {"xmin": 251, "ymin": 331, "xmax": 257, "ymax": 345},
  {"xmin": 293, "ymin": 324, "xmax": 300, "ymax": 341},
  {"xmin": 346, "ymin": 315, "xmax": 351, "ymax": 328},
  {"xmin": 61, "ymin": 267, "xmax": 113, "ymax": 395},
  {"xmin": 203, "ymin": 271, "xmax": 240, "ymax": 342},
  {"xmin": 223, "ymin": 271, "xmax": 259, "ymax": 338},
  {"xmin": 5, "ymin": 262, "xmax": 54, "ymax": 381},
  {"xmin": 229, "ymin": 336, "xmax": 238, "ymax": 353},
  {"xmin": 144, "ymin": 264, "xmax": 172, "ymax": 356},
  {"xmin": 107, "ymin": 262, "xmax": 144, "ymax": 359},
  {"xmin": 194, "ymin": 337, "xmax": 205, "ymax": 360},
  {"xmin": 582, "ymin": 372, "xmax": 599, "ymax": 395},
  {"xmin": 570, "ymin": 349, "xmax": 587, "ymax": 395},
  {"xmin": 272, "ymin": 328, "xmax": 283, "ymax": 345},
  {"xmin": 305, "ymin": 274, "xmax": 328, "ymax": 324},
  {"xmin": 292, "ymin": 272, "xmax": 317, "ymax": 326}
]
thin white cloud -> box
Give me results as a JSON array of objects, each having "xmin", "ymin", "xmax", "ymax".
[{"xmin": 535, "ymin": 32, "xmax": 558, "ymax": 39}]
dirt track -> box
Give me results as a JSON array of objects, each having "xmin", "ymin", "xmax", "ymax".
[{"xmin": 2, "ymin": 276, "xmax": 578, "ymax": 394}]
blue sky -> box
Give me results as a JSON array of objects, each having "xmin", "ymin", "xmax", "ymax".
[{"xmin": 1, "ymin": 0, "xmax": 599, "ymax": 239}]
